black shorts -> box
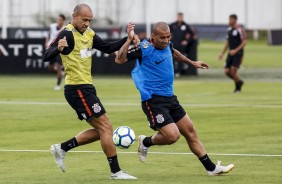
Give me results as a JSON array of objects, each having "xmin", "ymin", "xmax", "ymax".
[
  {"xmin": 142, "ymin": 95, "xmax": 186, "ymax": 131},
  {"xmin": 49, "ymin": 55, "xmax": 62, "ymax": 65},
  {"xmin": 225, "ymin": 53, "xmax": 243, "ymax": 68},
  {"xmin": 64, "ymin": 84, "xmax": 106, "ymax": 121}
]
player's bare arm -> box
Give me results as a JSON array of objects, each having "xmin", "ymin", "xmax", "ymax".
[
  {"xmin": 173, "ymin": 48, "xmax": 209, "ymax": 69},
  {"xmin": 115, "ymin": 22, "xmax": 135, "ymax": 64},
  {"xmin": 218, "ymin": 41, "xmax": 229, "ymax": 61},
  {"xmin": 45, "ymin": 34, "xmax": 50, "ymax": 48}
]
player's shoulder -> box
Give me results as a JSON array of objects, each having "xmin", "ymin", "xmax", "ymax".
[
  {"xmin": 139, "ymin": 39, "xmax": 152, "ymax": 49},
  {"xmin": 55, "ymin": 27, "xmax": 73, "ymax": 39},
  {"xmin": 169, "ymin": 22, "xmax": 177, "ymax": 27},
  {"xmin": 227, "ymin": 26, "xmax": 232, "ymax": 31},
  {"xmin": 64, "ymin": 24, "xmax": 77, "ymax": 32},
  {"xmin": 85, "ymin": 27, "xmax": 95, "ymax": 36},
  {"xmin": 50, "ymin": 23, "xmax": 57, "ymax": 28},
  {"xmin": 236, "ymin": 25, "xmax": 245, "ymax": 31}
]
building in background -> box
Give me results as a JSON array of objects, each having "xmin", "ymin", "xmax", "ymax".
[{"xmin": 0, "ymin": 0, "xmax": 282, "ymax": 29}]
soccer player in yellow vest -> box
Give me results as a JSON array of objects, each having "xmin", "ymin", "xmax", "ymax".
[{"xmin": 43, "ymin": 4, "xmax": 138, "ymax": 179}]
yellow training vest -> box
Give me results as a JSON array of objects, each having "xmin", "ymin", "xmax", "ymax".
[{"xmin": 60, "ymin": 24, "xmax": 95, "ymax": 85}]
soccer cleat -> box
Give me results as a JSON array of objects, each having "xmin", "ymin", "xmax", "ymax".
[
  {"xmin": 50, "ymin": 144, "xmax": 66, "ymax": 172},
  {"xmin": 207, "ymin": 161, "xmax": 234, "ymax": 176},
  {"xmin": 54, "ymin": 85, "xmax": 61, "ymax": 91},
  {"xmin": 138, "ymin": 135, "xmax": 149, "ymax": 162},
  {"xmin": 110, "ymin": 171, "xmax": 137, "ymax": 179}
]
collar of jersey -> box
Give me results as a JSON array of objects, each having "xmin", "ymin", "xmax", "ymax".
[{"xmin": 149, "ymin": 38, "xmax": 168, "ymax": 50}]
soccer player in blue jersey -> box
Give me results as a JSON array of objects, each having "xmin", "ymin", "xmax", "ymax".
[{"xmin": 115, "ymin": 22, "xmax": 234, "ymax": 176}]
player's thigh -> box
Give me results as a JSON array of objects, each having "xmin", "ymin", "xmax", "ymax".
[
  {"xmin": 156, "ymin": 123, "xmax": 180, "ymax": 141},
  {"xmin": 230, "ymin": 66, "xmax": 239, "ymax": 76},
  {"xmin": 88, "ymin": 114, "xmax": 113, "ymax": 132},
  {"xmin": 225, "ymin": 68, "xmax": 231, "ymax": 75},
  {"xmin": 176, "ymin": 114, "xmax": 197, "ymax": 138},
  {"xmin": 231, "ymin": 54, "xmax": 243, "ymax": 69},
  {"xmin": 225, "ymin": 55, "xmax": 233, "ymax": 69}
]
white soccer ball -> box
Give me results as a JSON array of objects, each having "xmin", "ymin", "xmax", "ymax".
[{"xmin": 113, "ymin": 126, "xmax": 135, "ymax": 149}]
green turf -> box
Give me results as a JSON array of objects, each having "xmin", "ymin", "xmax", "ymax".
[
  {"xmin": 0, "ymin": 41, "xmax": 282, "ymax": 183},
  {"xmin": 199, "ymin": 40, "xmax": 282, "ymax": 69}
]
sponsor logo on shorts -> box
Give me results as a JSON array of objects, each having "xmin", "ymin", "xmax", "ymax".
[
  {"xmin": 156, "ymin": 114, "xmax": 164, "ymax": 124},
  {"xmin": 92, "ymin": 103, "xmax": 102, "ymax": 113}
]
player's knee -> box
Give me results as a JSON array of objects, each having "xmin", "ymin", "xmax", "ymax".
[
  {"xmin": 166, "ymin": 132, "xmax": 180, "ymax": 145},
  {"xmin": 187, "ymin": 126, "xmax": 199, "ymax": 140},
  {"xmin": 97, "ymin": 115, "xmax": 113, "ymax": 132},
  {"xmin": 103, "ymin": 121, "xmax": 113, "ymax": 131}
]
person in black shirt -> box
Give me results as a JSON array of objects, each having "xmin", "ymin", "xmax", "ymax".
[
  {"xmin": 169, "ymin": 12, "xmax": 198, "ymax": 77},
  {"xmin": 219, "ymin": 14, "xmax": 247, "ymax": 93}
]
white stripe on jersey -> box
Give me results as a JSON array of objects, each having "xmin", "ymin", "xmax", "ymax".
[
  {"xmin": 237, "ymin": 26, "xmax": 245, "ymax": 40},
  {"xmin": 47, "ymin": 23, "xmax": 62, "ymax": 45}
]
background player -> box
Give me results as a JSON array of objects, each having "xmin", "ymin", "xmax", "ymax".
[
  {"xmin": 45, "ymin": 14, "xmax": 66, "ymax": 90},
  {"xmin": 218, "ymin": 14, "xmax": 247, "ymax": 93},
  {"xmin": 43, "ymin": 4, "xmax": 138, "ymax": 179},
  {"xmin": 169, "ymin": 12, "xmax": 198, "ymax": 77},
  {"xmin": 115, "ymin": 22, "xmax": 234, "ymax": 176}
]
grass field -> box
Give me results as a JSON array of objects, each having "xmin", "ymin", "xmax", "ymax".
[{"xmin": 0, "ymin": 41, "xmax": 282, "ymax": 184}]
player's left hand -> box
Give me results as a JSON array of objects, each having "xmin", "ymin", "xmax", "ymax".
[
  {"xmin": 181, "ymin": 40, "xmax": 188, "ymax": 46},
  {"xmin": 229, "ymin": 49, "xmax": 237, "ymax": 56},
  {"xmin": 193, "ymin": 61, "xmax": 209, "ymax": 69}
]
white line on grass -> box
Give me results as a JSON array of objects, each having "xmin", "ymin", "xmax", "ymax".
[
  {"xmin": 0, "ymin": 101, "xmax": 282, "ymax": 108},
  {"xmin": 0, "ymin": 149, "xmax": 281, "ymax": 157}
]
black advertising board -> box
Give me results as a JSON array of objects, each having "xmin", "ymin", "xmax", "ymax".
[
  {"xmin": 0, "ymin": 38, "xmax": 197, "ymax": 75},
  {"xmin": 268, "ymin": 30, "xmax": 282, "ymax": 45},
  {"xmin": 0, "ymin": 39, "xmax": 47, "ymax": 73},
  {"xmin": 0, "ymin": 39, "xmax": 135, "ymax": 74}
]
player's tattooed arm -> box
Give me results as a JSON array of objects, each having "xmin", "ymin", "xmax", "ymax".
[
  {"xmin": 115, "ymin": 22, "xmax": 135, "ymax": 64},
  {"xmin": 173, "ymin": 48, "xmax": 209, "ymax": 69}
]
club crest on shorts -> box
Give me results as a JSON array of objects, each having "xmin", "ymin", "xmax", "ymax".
[
  {"xmin": 156, "ymin": 114, "xmax": 164, "ymax": 124},
  {"xmin": 92, "ymin": 103, "xmax": 102, "ymax": 113}
]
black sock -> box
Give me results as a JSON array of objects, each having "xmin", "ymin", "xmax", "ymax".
[
  {"xmin": 143, "ymin": 136, "xmax": 153, "ymax": 147},
  {"xmin": 235, "ymin": 81, "xmax": 239, "ymax": 89},
  {"xmin": 199, "ymin": 154, "xmax": 216, "ymax": 171},
  {"xmin": 107, "ymin": 155, "xmax": 121, "ymax": 173},
  {"xmin": 60, "ymin": 137, "xmax": 78, "ymax": 152}
]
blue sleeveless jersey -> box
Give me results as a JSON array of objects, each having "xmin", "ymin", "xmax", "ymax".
[{"xmin": 131, "ymin": 40, "xmax": 174, "ymax": 101}]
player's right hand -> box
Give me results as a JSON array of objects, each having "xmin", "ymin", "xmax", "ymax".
[
  {"xmin": 218, "ymin": 53, "xmax": 223, "ymax": 61},
  {"xmin": 127, "ymin": 22, "xmax": 135, "ymax": 41},
  {"xmin": 58, "ymin": 36, "xmax": 68, "ymax": 52}
]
